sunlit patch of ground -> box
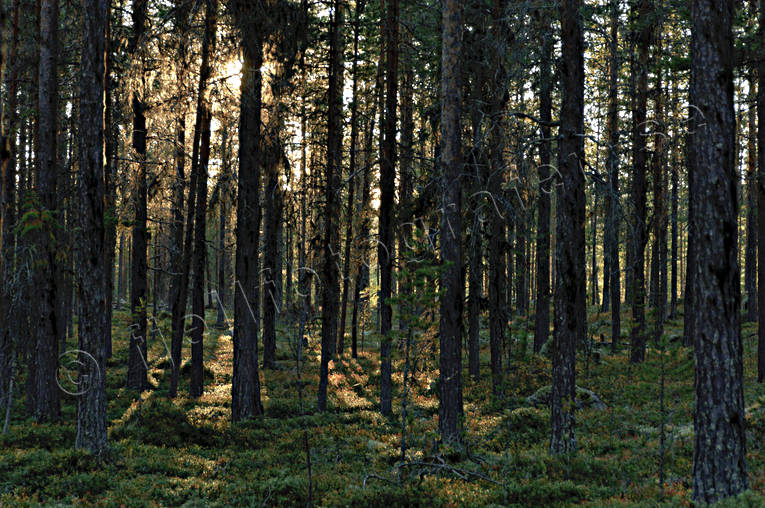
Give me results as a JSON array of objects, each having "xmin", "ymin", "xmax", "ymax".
[{"xmin": 1, "ymin": 307, "xmax": 765, "ymax": 506}]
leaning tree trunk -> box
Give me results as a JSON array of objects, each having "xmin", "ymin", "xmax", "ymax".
[
  {"xmin": 75, "ymin": 0, "xmax": 109, "ymax": 454},
  {"xmin": 689, "ymin": 0, "xmax": 749, "ymax": 502},
  {"xmin": 439, "ymin": 0, "xmax": 464, "ymax": 443},
  {"xmin": 550, "ymin": 0, "xmax": 584, "ymax": 456}
]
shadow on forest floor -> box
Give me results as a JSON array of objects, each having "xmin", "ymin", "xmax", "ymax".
[{"xmin": 1, "ymin": 305, "xmax": 765, "ymax": 506}]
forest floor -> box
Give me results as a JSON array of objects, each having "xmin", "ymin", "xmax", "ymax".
[{"xmin": 2, "ymin": 306, "xmax": 765, "ymax": 506}]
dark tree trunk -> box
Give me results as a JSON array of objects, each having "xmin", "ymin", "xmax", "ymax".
[
  {"xmin": 170, "ymin": 0, "xmax": 215, "ymax": 396},
  {"xmin": 590, "ymin": 192, "xmax": 598, "ymax": 307},
  {"xmin": 167, "ymin": 0, "xmax": 190, "ymax": 397},
  {"xmin": 378, "ymin": 0, "xmax": 397, "ymax": 417},
  {"xmin": 338, "ymin": 0, "xmax": 366, "ymax": 354},
  {"xmin": 104, "ymin": 8, "xmax": 117, "ymax": 359},
  {"xmin": 75, "ymin": 0, "xmax": 109, "ymax": 453},
  {"xmin": 534, "ymin": 7, "xmax": 553, "ymax": 354},
  {"xmin": 669, "ymin": 78, "xmax": 679, "ymax": 319},
  {"xmin": 603, "ymin": 0, "xmax": 621, "ymax": 351},
  {"xmin": 117, "ymin": 232, "xmax": 124, "ymax": 310},
  {"xmin": 262, "ymin": 152, "xmax": 282, "ymax": 369},
  {"xmin": 190, "ymin": 106, "xmax": 213, "ymax": 398},
  {"xmin": 439, "ymin": 0, "xmax": 464, "ymax": 443},
  {"xmin": 0, "ymin": 0, "xmax": 17, "ymax": 418},
  {"xmin": 29, "ymin": 0, "xmax": 62, "ymax": 420},
  {"xmin": 127, "ymin": 0, "xmax": 149, "ymax": 391},
  {"xmin": 629, "ymin": 0, "xmax": 651, "ymax": 364},
  {"xmin": 550, "ymin": 0, "xmax": 584, "ymax": 456},
  {"xmin": 351, "ymin": 116, "xmax": 374, "ymax": 359},
  {"xmin": 651, "ymin": 29, "xmax": 666, "ymax": 344},
  {"xmin": 758, "ymin": 0, "xmax": 765, "ymax": 382},
  {"xmin": 745, "ymin": 72, "xmax": 758, "ymax": 322},
  {"xmin": 318, "ymin": 0, "xmax": 344, "ymax": 413},
  {"xmin": 216, "ymin": 197, "xmax": 227, "ymax": 328},
  {"xmin": 689, "ymin": 0, "xmax": 748, "ymax": 502},
  {"xmin": 231, "ymin": 15, "xmax": 263, "ymax": 421}
]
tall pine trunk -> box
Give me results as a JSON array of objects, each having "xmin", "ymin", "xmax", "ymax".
[
  {"xmin": 439, "ymin": 0, "xmax": 464, "ymax": 443},
  {"xmin": 318, "ymin": 0, "xmax": 344, "ymax": 412},
  {"xmin": 533, "ymin": 7, "xmax": 553, "ymax": 354},
  {"xmin": 689, "ymin": 0, "xmax": 748, "ymax": 501},
  {"xmin": 29, "ymin": 0, "xmax": 62, "ymax": 420},
  {"xmin": 550, "ymin": 0, "xmax": 584, "ymax": 456},
  {"xmin": 378, "ymin": 0, "xmax": 398, "ymax": 416},
  {"xmin": 127, "ymin": 0, "xmax": 149, "ymax": 391},
  {"xmin": 231, "ymin": 11, "xmax": 264, "ymax": 420},
  {"xmin": 75, "ymin": 0, "xmax": 109, "ymax": 453},
  {"xmin": 629, "ymin": 0, "xmax": 652, "ymax": 364}
]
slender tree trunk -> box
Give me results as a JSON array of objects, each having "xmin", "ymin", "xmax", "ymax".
[
  {"xmin": 758, "ymin": 0, "xmax": 765, "ymax": 381},
  {"xmin": 629, "ymin": 0, "xmax": 652, "ymax": 364},
  {"xmin": 378, "ymin": 0, "xmax": 398, "ymax": 416},
  {"xmin": 216, "ymin": 198, "xmax": 227, "ymax": 328},
  {"xmin": 170, "ymin": 0, "xmax": 216, "ymax": 396},
  {"xmin": 75, "ymin": 0, "xmax": 109, "ymax": 453},
  {"xmin": 689, "ymin": 0, "xmax": 748, "ymax": 501},
  {"xmin": 318, "ymin": 0, "xmax": 345, "ymax": 413},
  {"xmin": 104, "ymin": 6, "xmax": 117, "ymax": 359},
  {"xmin": 262, "ymin": 152, "xmax": 282, "ymax": 369},
  {"xmin": 651, "ymin": 27, "xmax": 666, "ymax": 344},
  {"xmin": 534, "ymin": 7, "xmax": 553, "ymax": 354},
  {"xmin": 231, "ymin": 12, "xmax": 264, "ymax": 421},
  {"xmin": 338, "ymin": 0, "xmax": 366, "ymax": 354},
  {"xmin": 604, "ymin": 0, "xmax": 621, "ymax": 351},
  {"xmin": 0, "ymin": 0, "xmax": 15, "ymax": 419},
  {"xmin": 550, "ymin": 0, "xmax": 584, "ymax": 456},
  {"xmin": 167, "ymin": 0, "xmax": 190, "ymax": 397},
  {"xmin": 117, "ymin": 232, "xmax": 124, "ymax": 310},
  {"xmin": 745, "ymin": 72, "xmax": 758, "ymax": 322},
  {"xmin": 127, "ymin": 0, "xmax": 149, "ymax": 391},
  {"xmin": 397, "ymin": 31, "xmax": 414, "ymax": 336},
  {"xmin": 439, "ymin": 0, "xmax": 464, "ymax": 442},
  {"xmin": 190, "ymin": 106, "xmax": 213, "ymax": 398}
]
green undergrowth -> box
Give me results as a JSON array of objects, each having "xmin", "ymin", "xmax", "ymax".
[{"xmin": 1, "ymin": 306, "xmax": 765, "ymax": 506}]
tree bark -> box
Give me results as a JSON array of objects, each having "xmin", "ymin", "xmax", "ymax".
[
  {"xmin": 127, "ymin": 0, "xmax": 149, "ymax": 391},
  {"xmin": 758, "ymin": 0, "xmax": 765, "ymax": 381},
  {"xmin": 439, "ymin": 0, "xmax": 464, "ymax": 443},
  {"xmin": 629, "ymin": 0, "xmax": 652, "ymax": 364},
  {"xmin": 29, "ymin": 0, "xmax": 62, "ymax": 420},
  {"xmin": 550, "ymin": 0, "xmax": 584, "ymax": 456},
  {"xmin": 318, "ymin": 0, "xmax": 345, "ymax": 413},
  {"xmin": 534, "ymin": 6, "xmax": 553, "ymax": 354},
  {"xmin": 378, "ymin": 0, "xmax": 397, "ymax": 417},
  {"xmin": 603, "ymin": 0, "xmax": 621, "ymax": 352},
  {"xmin": 745, "ymin": 72, "xmax": 758, "ymax": 322},
  {"xmin": 231, "ymin": 11, "xmax": 264, "ymax": 421},
  {"xmin": 75, "ymin": 0, "xmax": 109, "ymax": 454},
  {"xmin": 190, "ymin": 105, "xmax": 213, "ymax": 398},
  {"xmin": 689, "ymin": 0, "xmax": 748, "ymax": 502}
]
